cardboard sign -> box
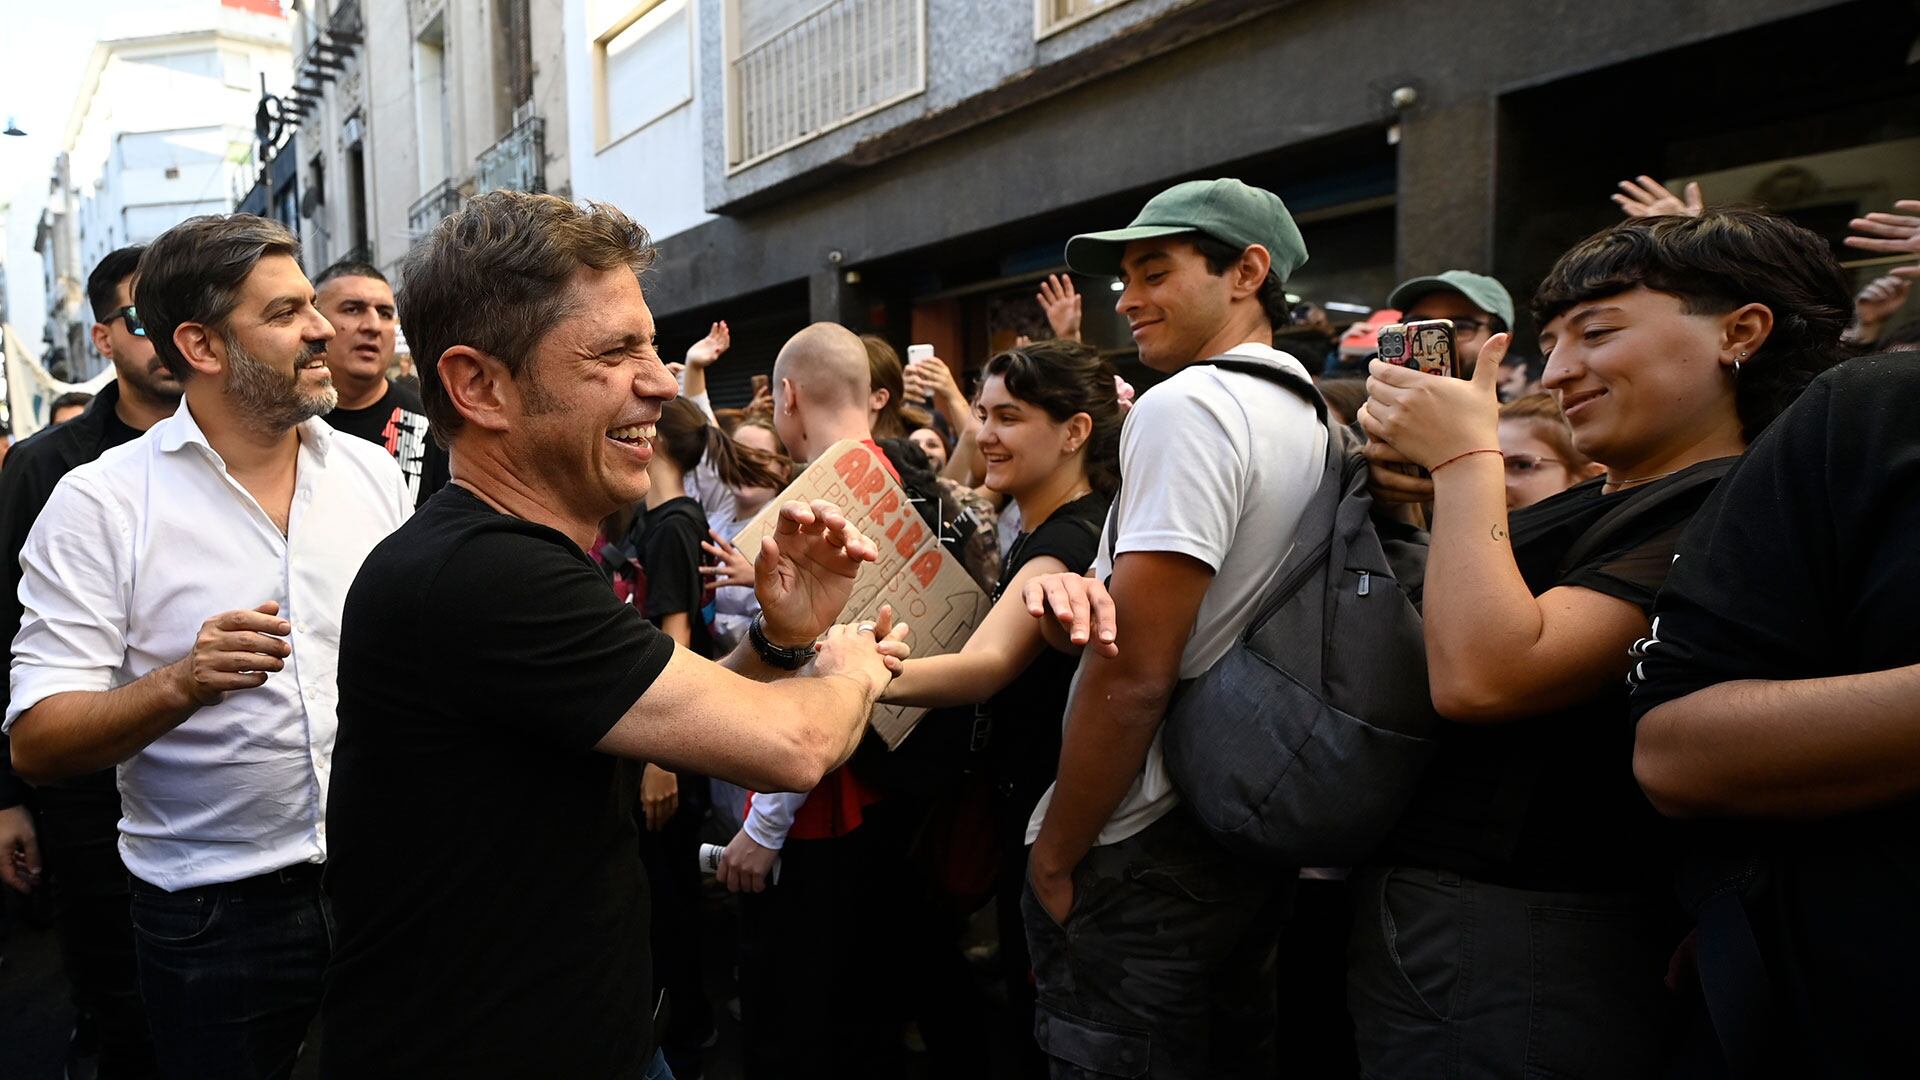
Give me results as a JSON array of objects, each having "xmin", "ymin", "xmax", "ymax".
[{"xmin": 731, "ymin": 440, "xmax": 991, "ymax": 748}]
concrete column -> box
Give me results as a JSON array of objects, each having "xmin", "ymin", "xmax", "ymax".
[
  {"xmin": 1394, "ymin": 98, "xmax": 1499, "ymax": 281},
  {"xmin": 808, "ymin": 268, "xmax": 873, "ymax": 326}
]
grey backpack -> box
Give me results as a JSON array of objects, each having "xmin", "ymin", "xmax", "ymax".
[{"xmin": 1160, "ymin": 360, "xmax": 1438, "ymax": 866}]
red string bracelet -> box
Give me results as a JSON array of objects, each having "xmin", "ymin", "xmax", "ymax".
[{"xmin": 1430, "ymin": 448, "xmax": 1504, "ymax": 474}]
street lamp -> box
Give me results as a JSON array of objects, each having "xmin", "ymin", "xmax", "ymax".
[{"xmin": 2, "ymin": 117, "xmax": 25, "ymax": 137}]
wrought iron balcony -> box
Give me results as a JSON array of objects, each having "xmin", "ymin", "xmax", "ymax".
[
  {"xmin": 730, "ymin": 0, "xmax": 924, "ymax": 169},
  {"xmin": 407, "ymin": 177, "xmax": 464, "ymax": 238},
  {"xmin": 475, "ymin": 115, "xmax": 546, "ymax": 195}
]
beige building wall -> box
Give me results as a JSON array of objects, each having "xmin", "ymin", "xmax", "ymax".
[{"xmin": 292, "ymin": 0, "xmax": 569, "ymax": 278}]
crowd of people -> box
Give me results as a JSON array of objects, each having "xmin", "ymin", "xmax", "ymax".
[{"xmin": 0, "ymin": 171, "xmax": 1913, "ymax": 1080}]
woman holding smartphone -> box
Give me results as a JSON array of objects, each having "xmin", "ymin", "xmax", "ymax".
[
  {"xmin": 879, "ymin": 338, "xmax": 1121, "ymax": 1064},
  {"xmin": 1349, "ymin": 209, "xmax": 1853, "ymax": 1078}
]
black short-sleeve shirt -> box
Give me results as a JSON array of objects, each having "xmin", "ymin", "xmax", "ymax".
[
  {"xmin": 322, "ymin": 379, "xmax": 452, "ymax": 510},
  {"xmin": 1630, "ymin": 355, "xmax": 1920, "ymax": 1072},
  {"xmin": 636, "ymin": 496, "xmax": 713, "ymax": 659},
  {"xmin": 986, "ymin": 493, "xmax": 1109, "ymax": 819},
  {"xmin": 322, "ymin": 484, "xmax": 675, "ymax": 1079},
  {"xmin": 1382, "ymin": 459, "xmax": 1732, "ymax": 890}
]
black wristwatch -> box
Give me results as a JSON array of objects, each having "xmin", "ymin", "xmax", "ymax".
[{"xmin": 749, "ymin": 613, "xmax": 817, "ymax": 670}]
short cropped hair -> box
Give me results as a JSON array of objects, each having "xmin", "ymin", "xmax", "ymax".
[
  {"xmin": 1191, "ymin": 234, "xmax": 1292, "ymax": 332},
  {"xmin": 1531, "ymin": 209, "xmax": 1853, "ymax": 441},
  {"xmin": 49, "ymin": 391, "xmax": 94, "ymax": 418},
  {"xmin": 398, "ymin": 191, "xmax": 657, "ymax": 443},
  {"xmin": 315, "ymin": 259, "xmax": 389, "ymax": 288},
  {"xmin": 87, "ymin": 246, "xmax": 145, "ymax": 323},
  {"xmin": 136, "ymin": 215, "xmax": 300, "ymax": 380}
]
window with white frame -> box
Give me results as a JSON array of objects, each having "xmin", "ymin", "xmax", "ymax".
[
  {"xmin": 592, "ymin": 0, "xmax": 694, "ymax": 149},
  {"xmin": 1036, "ymin": 0, "xmax": 1136, "ymax": 39},
  {"xmin": 413, "ymin": 14, "xmax": 452, "ymax": 189},
  {"xmin": 725, "ymin": 0, "xmax": 925, "ymax": 171}
]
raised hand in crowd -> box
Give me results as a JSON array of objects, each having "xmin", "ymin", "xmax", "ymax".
[
  {"xmin": 904, "ymin": 351, "xmax": 973, "ymax": 433},
  {"xmin": 1021, "ymin": 571, "xmax": 1120, "ymax": 658},
  {"xmin": 640, "ymin": 763, "xmax": 679, "ymax": 832},
  {"xmin": 1845, "ymin": 200, "xmax": 1920, "ymax": 276},
  {"xmin": 753, "ymin": 499, "xmax": 880, "ymax": 645},
  {"xmin": 700, "ymin": 527, "xmax": 756, "ymax": 590},
  {"xmin": 1036, "ymin": 272, "xmax": 1083, "ymax": 341},
  {"xmin": 680, "ymin": 320, "xmax": 732, "ymax": 399},
  {"xmin": 1612, "ymin": 174, "xmax": 1704, "ymax": 218},
  {"xmin": 0, "ymin": 804, "xmax": 42, "ymax": 893},
  {"xmin": 1357, "ymin": 332, "xmax": 1508, "ymax": 471},
  {"xmin": 748, "ymin": 373, "xmax": 774, "ymax": 414},
  {"xmin": 1848, "ymin": 274, "xmax": 1914, "ymax": 345},
  {"xmin": 687, "ymin": 319, "xmax": 732, "ymax": 367}
]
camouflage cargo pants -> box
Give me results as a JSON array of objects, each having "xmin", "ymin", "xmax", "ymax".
[{"xmin": 1022, "ymin": 805, "xmax": 1293, "ymax": 1078}]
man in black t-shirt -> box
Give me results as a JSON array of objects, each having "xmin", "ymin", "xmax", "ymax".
[
  {"xmin": 1632, "ymin": 353, "xmax": 1920, "ymax": 1078},
  {"xmin": 0, "ymin": 245, "xmax": 176, "ymax": 1078},
  {"xmin": 322, "ymin": 192, "xmax": 907, "ymax": 1080},
  {"xmin": 314, "ymin": 259, "xmax": 449, "ymax": 508}
]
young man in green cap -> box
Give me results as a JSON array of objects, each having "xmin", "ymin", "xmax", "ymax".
[
  {"xmin": 1386, "ymin": 268, "xmax": 1516, "ymax": 378},
  {"xmin": 1020, "ymin": 178, "xmax": 1327, "ymax": 1077}
]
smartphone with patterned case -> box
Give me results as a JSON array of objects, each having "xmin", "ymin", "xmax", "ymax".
[{"xmin": 1376, "ymin": 319, "xmax": 1457, "ymax": 377}]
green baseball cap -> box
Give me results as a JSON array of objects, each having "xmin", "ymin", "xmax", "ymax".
[
  {"xmin": 1387, "ymin": 270, "xmax": 1515, "ymax": 330},
  {"xmin": 1065, "ymin": 178, "xmax": 1309, "ymax": 280}
]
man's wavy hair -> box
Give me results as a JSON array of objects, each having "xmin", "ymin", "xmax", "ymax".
[
  {"xmin": 399, "ymin": 192, "xmax": 657, "ymax": 444},
  {"xmin": 1531, "ymin": 208, "xmax": 1853, "ymax": 442},
  {"xmin": 136, "ymin": 215, "xmax": 299, "ymax": 381}
]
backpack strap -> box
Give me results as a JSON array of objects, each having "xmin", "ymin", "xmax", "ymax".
[{"xmin": 1194, "ymin": 357, "xmax": 1330, "ymax": 428}]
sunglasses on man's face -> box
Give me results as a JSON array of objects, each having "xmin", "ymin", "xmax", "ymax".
[{"xmin": 106, "ymin": 305, "xmax": 146, "ymax": 338}]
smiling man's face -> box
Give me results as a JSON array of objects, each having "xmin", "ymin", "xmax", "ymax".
[
  {"xmin": 1113, "ymin": 238, "xmax": 1237, "ymax": 372},
  {"xmin": 506, "ymin": 264, "xmax": 681, "ymax": 524}
]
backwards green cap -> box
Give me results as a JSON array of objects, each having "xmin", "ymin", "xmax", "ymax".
[{"xmin": 1065, "ymin": 178, "xmax": 1309, "ymax": 280}]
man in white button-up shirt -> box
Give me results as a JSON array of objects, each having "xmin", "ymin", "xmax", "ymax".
[{"xmin": 5, "ymin": 214, "xmax": 410, "ymax": 1079}]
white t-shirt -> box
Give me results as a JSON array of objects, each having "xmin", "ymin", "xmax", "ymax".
[{"xmin": 1026, "ymin": 343, "xmax": 1325, "ymax": 847}]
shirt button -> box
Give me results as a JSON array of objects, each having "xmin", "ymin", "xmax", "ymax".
[{"xmin": 296, "ymin": 622, "xmax": 310, "ymax": 634}]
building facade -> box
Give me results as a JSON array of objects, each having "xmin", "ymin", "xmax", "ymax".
[
  {"xmin": 282, "ymin": 0, "xmax": 572, "ymax": 283},
  {"xmin": 556, "ymin": 0, "xmax": 1920, "ymax": 402},
  {"xmin": 35, "ymin": 0, "xmax": 292, "ymax": 381}
]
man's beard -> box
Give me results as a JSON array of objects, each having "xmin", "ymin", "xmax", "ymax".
[
  {"xmin": 117, "ymin": 356, "xmax": 183, "ymax": 409},
  {"xmin": 224, "ymin": 333, "xmax": 337, "ymax": 431}
]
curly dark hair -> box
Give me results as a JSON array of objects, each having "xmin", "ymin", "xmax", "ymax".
[
  {"xmin": 982, "ymin": 338, "xmax": 1123, "ymax": 496},
  {"xmin": 1531, "ymin": 209, "xmax": 1854, "ymax": 442}
]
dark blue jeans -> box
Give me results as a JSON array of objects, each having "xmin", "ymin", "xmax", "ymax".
[
  {"xmin": 128, "ymin": 863, "xmax": 331, "ymax": 1080},
  {"xmin": 1346, "ymin": 866, "xmax": 1681, "ymax": 1079}
]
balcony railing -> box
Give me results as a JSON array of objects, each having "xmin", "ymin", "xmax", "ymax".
[
  {"xmin": 407, "ymin": 177, "xmax": 464, "ymax": 238},
  {"xmin": 475, "ymin": 114, "xmax": 546, "ymax": 195},
  {"xmin": 729, "ymin": 0, "xmax": 924, "ymax": 170}
]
